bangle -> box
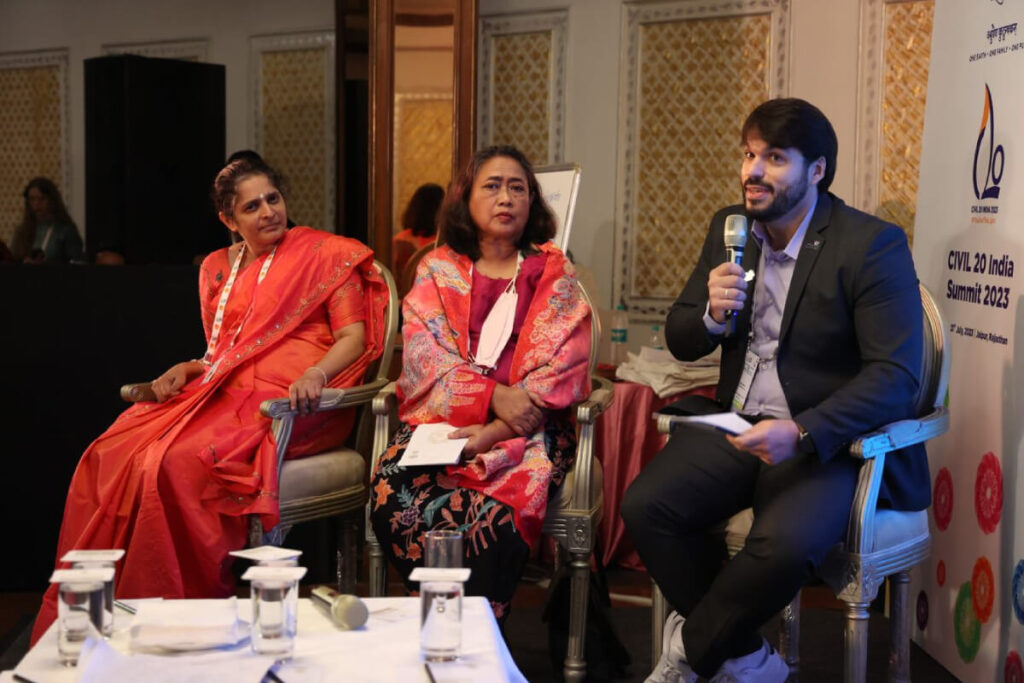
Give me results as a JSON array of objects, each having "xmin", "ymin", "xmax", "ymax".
[{"xmin": 308, "ymin": 366, "xmax": 329, "ymax": 386}]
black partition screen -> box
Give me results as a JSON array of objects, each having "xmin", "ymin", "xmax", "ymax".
[{"xmin": 85, "ymin": 54, "xmax": 227, "ymax": 265}]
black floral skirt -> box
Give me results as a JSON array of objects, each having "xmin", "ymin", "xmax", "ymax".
[{"xmin": 369, "ymin": 416, "xmax": 576, "ymax": 623}]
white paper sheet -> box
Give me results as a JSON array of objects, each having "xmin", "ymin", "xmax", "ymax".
[
  {"xmin": 397, "ymin": 423, "xmax": 467, "ymax": 467},
  {"xmin": 667, "ymin": 412, "xmax": 753, "ymax": 436}
]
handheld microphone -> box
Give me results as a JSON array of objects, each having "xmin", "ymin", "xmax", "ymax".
[
  {"xmin": 311, "ymin": 585, "xmax": 369, "ymax": 630},
  {"xmin": 723, "ymin": 215, "xmax": 748, "ymax": 337}
]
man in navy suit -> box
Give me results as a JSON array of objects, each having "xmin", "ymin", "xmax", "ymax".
[{"xmin": 621, "ymin": 98, "xmax": 927, "ymax": 683}]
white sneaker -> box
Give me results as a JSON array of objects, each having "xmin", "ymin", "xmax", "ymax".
[
  {"xmin": 710, "ymin": 637, "xmax": 790, "ymax": 683},
  {"xmin": 646, "ymin": 610, "xmax": 699, "ymax": 683}
]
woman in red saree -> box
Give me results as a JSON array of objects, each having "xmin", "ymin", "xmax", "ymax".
[
  {"xmin": 369, "ymin": 146, "xmax": 591, "ymax": 621},
  {"xmin": 33, "ymin": 159, "xmax": 388, "ymax": 642}
]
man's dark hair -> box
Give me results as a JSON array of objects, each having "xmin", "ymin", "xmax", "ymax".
[
  {"xmin": 742, "ymin": 98, "xmax": 838, "ymax": 192},
  {"xmin": 439, "ymin": 145, "xmax": 556, "ymax": 260}
]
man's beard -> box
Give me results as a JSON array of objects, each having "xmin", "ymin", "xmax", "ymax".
[{"xmin": 744, "ymin": 174, "xmax": 809, "ymax": 223}]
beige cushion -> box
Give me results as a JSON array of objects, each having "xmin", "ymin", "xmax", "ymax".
[
  {"xmin": 552, "ymin": 457, "xmax": 604, "ymax": 510},
  {"xmin": 278, "ymin": 448, "xmax": 366, "ymax": 502}
]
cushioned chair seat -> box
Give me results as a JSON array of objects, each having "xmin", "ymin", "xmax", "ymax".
[{"xmin": 279, "ymin": 448, "xmax": 365, "ymax": 501}]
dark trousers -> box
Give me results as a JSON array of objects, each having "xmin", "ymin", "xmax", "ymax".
[{"xmin": 620, "ymin": 424, "xmax": 860, "ymax": 677}]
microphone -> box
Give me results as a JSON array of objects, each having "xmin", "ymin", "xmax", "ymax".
[
  {"xmin": 311, "ymin": 586, "xmax": 369, "ymax": 630},
  {"xmin": 723, "ymin": 215, "xmax": 748, "ymax": 338}
]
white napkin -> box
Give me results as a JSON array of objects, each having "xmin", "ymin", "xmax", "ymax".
[
  {"xmin": 616, "ymin": 347, "xmax": 721, "ymax": 398},
  {"xmin": 79, "ymin": 634, "xmax": 277, "ymax": 683},
  {"xmin": 130, "ymin": 598, "xmax": 247, "ymax": 652}
]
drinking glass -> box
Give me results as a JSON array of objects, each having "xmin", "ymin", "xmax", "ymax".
[
  {"xmin": 420, "ymin": 579, "xmax": 462, "ymax": 661},
  {"xmin": 250, "ymin": 577, "xmax": 300, "ymax": 657},
  {"xmin": 424, "ymin": 530, "xmax": 463, "ymax": 568},
  {"xmin": 71, "ymin": 560, "xmax": 115, "ymax": 637},
  {"xmin": 57, "ymin": 580, "xmax": 103, "ymax": 666}
]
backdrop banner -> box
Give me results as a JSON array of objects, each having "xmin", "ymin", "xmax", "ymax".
[{"xmin": 912, "ymin": 0, "xmax": 1024, "ymax": 678}]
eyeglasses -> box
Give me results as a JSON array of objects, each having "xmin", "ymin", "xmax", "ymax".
[{"xmin": 477, "ymin": 180, "xmax": 529, "ymax": 199}]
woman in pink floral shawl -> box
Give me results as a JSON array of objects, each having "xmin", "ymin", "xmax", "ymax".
[{"xmin": 370, "ymin": 146, "xmax": 591, "ymax": 621}]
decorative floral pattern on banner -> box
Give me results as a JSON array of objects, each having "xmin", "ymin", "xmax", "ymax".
[
  {"xmin": 937, "ymin": 559, "xmax": 946, "ymax": 586},
  {"xmin": 1007, "ymin": 650, "xmax": 1023, "ymax": 683},
  {"xmin": 972, "ymin": 556, "xmax": 995, "ymax": 623},
  {"xmin": 917, "ymin": 590, "xmax": 929, "ymax": 630},
  {"xmin": 933, "ymin": 466, "xmax": 953, "ymax": 531},
  {"xmin": 955, "ymin": 580, "xmax": 982, "ymax": 663},
  {"xmin": 975, "ymin": 451, "xmax": 1003, "ymax": 534}
]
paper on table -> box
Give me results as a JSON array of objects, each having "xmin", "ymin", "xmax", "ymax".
[
  {"xmin": 130, "ymin": 598, "xmax": 246, "ymax": 652},
  {"xmin": 667, "ymin": 412, "xmax": 753, "ymax": 436},
  {"xmin": 397, "ymin": 422, "xmax": 467, "ymax": 467}
]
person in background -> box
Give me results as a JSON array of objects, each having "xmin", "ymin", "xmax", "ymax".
[
  {"xmin": 369, "ymin": 146, "xmax": 591, "ymax": 622},
  {"xmin": 392, "ymin": 182, "xmax": 444, "ymax": 279},
  {"xmin": 31, "ymin": 157, "xmax": 389, "ymax": 643},
  {"xmin": 622, "ymin": 98, "xmax": 925, "ymax": 683},
  {"xmin": 10, "ymin": 177, "xmax": 84, "ymax": 264}
]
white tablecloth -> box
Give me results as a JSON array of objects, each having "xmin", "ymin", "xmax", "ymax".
[{"xmin": 4, "ymin": 596, "xmax": 526, "ymax": 683}]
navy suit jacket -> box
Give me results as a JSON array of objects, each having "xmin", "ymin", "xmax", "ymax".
[{"xmin": 665, "ymin": 192, "xmax": 930, "ymax": 511}]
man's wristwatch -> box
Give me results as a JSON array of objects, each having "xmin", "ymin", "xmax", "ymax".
[{"xmin": 795, "ymin": 423, "xmax": 816, "ymax": 455}]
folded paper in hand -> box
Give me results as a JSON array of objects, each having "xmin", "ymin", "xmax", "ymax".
[
  {"xmin": 130, "ymin": 598, "xmax": 246, "ymax": 652},
  {"xmin": 397, "ymin": 423, "xmax": 467, "ymax": 467},
  {"xmin": 666, "ymin": 412, "xmax": 753, "ymax": 436}
]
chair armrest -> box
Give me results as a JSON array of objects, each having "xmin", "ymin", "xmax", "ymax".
[
  {"xmin": 850, "ymin": 406, "xmax": 949, "ymax": 460},
  {"xmin": 259, "ymin": 377, "xmax": 392, "ymax": 419},
  {"xmin": 372, "ymin": 381, "xmax": 398, "ymax": 418},
  {"xmin": 576, "ymin": 376, "xmax": 613, "ymax": 425},
  {"xmin": 121, "ymin": 382, "xmax": 156, "ymax": 403}
]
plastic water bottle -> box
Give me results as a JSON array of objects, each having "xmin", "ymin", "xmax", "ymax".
[
  {"xmin": 649, "ymin": 324, "xmax": 665, "ymax": 350},
  {"xmin": 610, "ymin": 304, "xmax": 629, "ymax": 366}
]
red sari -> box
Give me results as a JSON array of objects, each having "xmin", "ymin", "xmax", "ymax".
[{"xmin": 33, "ymin": 227, "xmax": 387, "ymax": 643}]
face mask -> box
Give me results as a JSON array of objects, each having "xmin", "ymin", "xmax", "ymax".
[{"xmin": 470, "ymin": 253, "xmax": 523, "ymax": 372}]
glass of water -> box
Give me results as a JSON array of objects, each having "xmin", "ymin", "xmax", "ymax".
[
  {"xmin": 420, "ymin": 579, "xmax": 462, "ymax": 661},
  {"xmin": 424, "ymin": 530, "xmax": 463, "ymax": 568},
  {"xmin": 243, "ymin": 565, "xmax": 306, "ymax": 658},
  {"xmin": 70, "ymin": 561, "xmax": 115, "ymax": 637},
  {"xmin": 57, "ymin": 579, "xmax": 104, "ymax": 666}
]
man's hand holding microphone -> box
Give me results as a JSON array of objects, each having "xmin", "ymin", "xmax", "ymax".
[{"xmin": 709, "ymin": 214, "xmax": 749, "ymax": 334}]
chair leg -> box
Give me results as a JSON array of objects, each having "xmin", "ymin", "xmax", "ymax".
[
  {"xmin": 843, "ymin": 599, "xmax": 870, "ymax": 683},
  {"xmin": 888, "ymin": 572, "xmax": 912, "ymax": 683},
  {"xmin": 337, "ymin": 515, "xmax": 358, "ymax": 595},
  {"xmin": 651, "ymin": 581, "xmax": 668, "ymax": 666},
  {"xmin": 248, "ymin": 515, "xmax": 263, "ymax": 548},
  {"xmin": 779, "ymin": 592, "xmax": 800, "ymax": 681},
  {"xmin": 368, "ymin": 537, "xmax": 387, "ymax": 597},
  {"xmin": 563, "ymin": 552, "xmax": 590, "ymax": 683}
]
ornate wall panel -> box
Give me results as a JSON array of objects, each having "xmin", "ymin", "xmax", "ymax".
[
  {"xmin": 617, "ymin": 1, "xmax": 788, "ymax": 316},
  {"xmin": 394, "ymin": 94, "xmax": 453, "ymax": 227},
  {"xmin": 251, "ymin": 32, "xmax": 335, "ymax": 231},
  {"xmin": 857, "ymin": 0, "xmax": 934, "ymax": 245},
  {"xmin": 478, "ymin": 11, "xmax": 567, "ymax": 166},
  {"xmin": 102, "ymin": 39, "xmax": 209, "ymax": 61},
  {"xmin": 0, "ymin": 50, "xmax": 68, "ymax": 247}
]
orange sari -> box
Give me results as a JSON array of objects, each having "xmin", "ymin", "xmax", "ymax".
[{"xmin": 33, "ymin": 227, "xmax": 387, "ymax": 643}]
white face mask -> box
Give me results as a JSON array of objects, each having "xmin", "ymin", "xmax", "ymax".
[{"xmin": 470, "ymin": 253, "xmax": 523, "ymax": 372}]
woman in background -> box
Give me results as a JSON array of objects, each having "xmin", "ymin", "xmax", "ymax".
[
  {"xmin": 11, "ymin": 177, "xmax": 83, "ymax": 264},
  {"xmin": 33, "ymin": 158, "xmax": 388, "ymax": 642},
  {"xmin": 392, "ymin": 182, "xmax": 444, "ymax": 279},
  {"xmin": 370, "ymin": 146, "xmax": 591, "ymax": 621}
]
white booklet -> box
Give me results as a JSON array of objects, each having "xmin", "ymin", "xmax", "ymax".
[
  {"xmin": 397, "ymin": 422, "xmax": 468, "ymax": 467},
  {"xmin": 666, "ymin": 412, "xmax": 753, "ymax": 436}
]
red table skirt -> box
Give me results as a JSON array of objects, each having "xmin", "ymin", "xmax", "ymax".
[{"xmin": 594, "ymin": 381, "xmax": 717, "ymax": 569}]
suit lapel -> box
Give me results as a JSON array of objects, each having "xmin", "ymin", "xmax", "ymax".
[{"xmin": 778, "ymin": 193, "xmax": 832, "ymax": 342}]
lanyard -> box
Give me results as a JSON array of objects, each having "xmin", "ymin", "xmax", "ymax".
[{"xmin": 202, "ymin": 243, "xmax": 276, "ymax": 381}]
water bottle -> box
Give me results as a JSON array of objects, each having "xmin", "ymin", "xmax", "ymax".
[
  {"xmin": 610, "ymin": 304, "xmax": 629, "ymax": 366},
  {"xmin": 649, "ymin": 324, "xmax": 665, "ymax": 350}
]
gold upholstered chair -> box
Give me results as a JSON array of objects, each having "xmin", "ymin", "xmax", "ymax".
[
  {"xmin": 365, "ymin": 282, "xmax": 611, "ymax": 683},
  {"xmin": 650, "ymin": 283, "xmax": 951, "ymax": 682},
  {"xmin": 120, "ymin": 260, "xmax": 400, "ymax": 594}
]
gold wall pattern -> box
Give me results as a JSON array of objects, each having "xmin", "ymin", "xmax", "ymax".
[
  {"xmin": 490, "ymin": 32, "xmax": 551, "ymax": 166},
  {"xmin": 632, "ymin": 15, "xmax": 772, "ymax": 300},
  {"xmin": 394, "ymin": 94, "xmax": 452, "ymax": 231},
  {"xmin": 260, "ymin": 48, "xmax": 329, "ymax": 230},
  {"xmin": 0, "ymin": 62, "xmax": 65, "ymax": 246},
  {"xmin": 878, "ymin": 0, "xmax": 933, "ymax": 244}
]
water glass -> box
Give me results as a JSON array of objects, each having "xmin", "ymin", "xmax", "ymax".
[
  {"xmin": 424, "ymin": 530, "xmax": 463, "ymax": 568},
  {"xmin": 57, "ymin": 580, "xmax": 104, "ymax": 666},
  {"xmin": 420, "ymin": 580, "xmax": 462, "ymax": 661},
  {"xmin": 71, "ymin": 560, "xmax": 115, "ymax": 637}
]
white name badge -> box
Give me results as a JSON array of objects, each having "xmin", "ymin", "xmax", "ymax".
[{"xmin": 731, "ymin": 350, "xmax": 759, "ymax": 413}]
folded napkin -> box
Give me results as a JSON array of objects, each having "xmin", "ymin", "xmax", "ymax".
[
  {"xmin": 616, "ymin": 346, "xmax": 720, "ymax": 398},
  {"xmin": 130, "ymin": 598, "xmax": 247, "ymax": 652}
]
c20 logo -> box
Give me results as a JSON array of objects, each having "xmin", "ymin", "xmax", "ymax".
[{"xmin": 973, "ymin": 83, "xmax": 1005, "ymax": 201}]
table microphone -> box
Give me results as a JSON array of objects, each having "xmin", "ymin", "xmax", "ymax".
[
  {"xmin": 723, "ymin": 214, "xmax": 748, "ymax": 338},
  {"xmin": 311, "ymin": 586, "xmax": 369, "ymax": 630}
]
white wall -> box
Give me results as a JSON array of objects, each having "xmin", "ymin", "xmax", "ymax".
[
  {"xmin": 480, "ymin": 0, "xmax": 866, "ymax": 358},
  {"xmin": 0, "ymin": 0, "xmax": 334, "ymax": 229}
]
